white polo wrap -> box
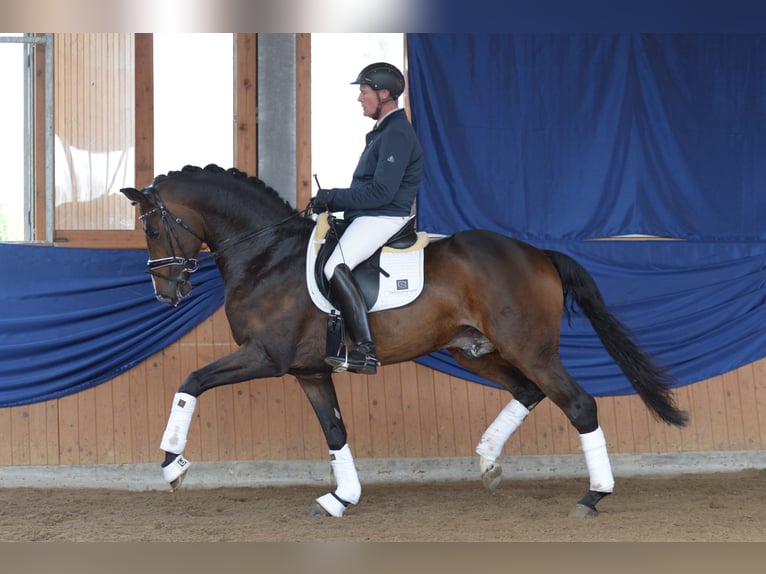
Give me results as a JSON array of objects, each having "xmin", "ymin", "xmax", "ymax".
[
  {"xmin": 475, "ymin": 399, "xmax": 530, "ymax": 462},
  {"xmin": 160, "ymin": 392, "xmax": 197, "ymax": 454},
  {"xmin": 580, "ymin": 426, "xmax": 615, "ymax": 493}
]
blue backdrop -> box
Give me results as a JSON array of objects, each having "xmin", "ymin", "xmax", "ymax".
[
  {"xmin": 1, "ymin": 34, "xmax": 765, "ymax": 407},
  {"xmin": 407, "ymin": 33, "xmax": 766, "ymax": 392}
]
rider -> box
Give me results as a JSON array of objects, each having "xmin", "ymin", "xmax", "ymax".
[{"xmin": 311, "ymin": 62, "xmax": 423, "ymax": 375}]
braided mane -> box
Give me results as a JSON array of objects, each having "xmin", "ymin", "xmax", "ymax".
[{"xmin": 154, "ymin": 164, "xmax": 297, "ymax": 213}]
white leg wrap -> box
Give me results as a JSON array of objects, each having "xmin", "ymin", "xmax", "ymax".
[
  {"xmin": 315, "ymin": 444, "xmax": 361, "ymax": 517},
  {"xmin": 329, "ymin": 444, "xmax": 361, "ymax": 504},
  {"xmin": 159, "ymin": 392, "xmax": 197, "ymax": 454},
  {"xmin": 580, "ymin": 426, "xmax": 615, "ymax": 493},
  {"xmin": 476, "ymin": 399, "xmax": 530, "ymax": 462}
]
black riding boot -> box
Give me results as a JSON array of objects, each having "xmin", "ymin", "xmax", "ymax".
[{"xmin": 325, "ymin": 264, "xmax": 379, "ymax": 375}]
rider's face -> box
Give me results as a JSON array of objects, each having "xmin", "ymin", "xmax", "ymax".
[{"xmin": 358, "ymin": 84, "xmax": 385, "ymax": 118}]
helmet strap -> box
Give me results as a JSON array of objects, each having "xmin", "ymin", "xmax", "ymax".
[{"xmin": 372, "ymin": 90, "xmax": 394, "ymax": 121}]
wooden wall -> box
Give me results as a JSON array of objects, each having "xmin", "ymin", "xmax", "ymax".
[{"xmin": 1, "ymin": 305, "xmax": 765, "ymax": 467}]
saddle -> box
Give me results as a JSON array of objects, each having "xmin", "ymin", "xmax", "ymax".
[
  {"xmin": 312, "ymin": 214, "xmax": 421, "ymax": 309},
  {"xmin": 306, "ymin": 213, "xmax": 430, "ymax": 366}
]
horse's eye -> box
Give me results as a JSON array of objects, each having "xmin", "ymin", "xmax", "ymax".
[{"xmin": 145, "ymin": 228, "xmax": 160, "ymax": 240}]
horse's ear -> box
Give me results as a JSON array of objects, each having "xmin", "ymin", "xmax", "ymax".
[{"xmin": 120, "ymin": 187, "xmax": 147, "ymax": 204}]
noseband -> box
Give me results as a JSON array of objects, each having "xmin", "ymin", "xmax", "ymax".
[{"xmin": 140, "ymin": 185, "xmax": 205, "ymax": 280}]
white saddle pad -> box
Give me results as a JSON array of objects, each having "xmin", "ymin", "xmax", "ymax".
[{"xmin": 305, "ymin": 216, "xmax": 427, "ymax": 314}]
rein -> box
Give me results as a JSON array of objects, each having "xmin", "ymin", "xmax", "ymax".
[{"xmin": 141, "ymin": 184, "xmax": 310, "ymax": 279}]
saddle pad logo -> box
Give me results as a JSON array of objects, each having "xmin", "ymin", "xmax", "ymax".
[{"xmin": 396, "ymin": 279, "xmax": 409, "ymax": 290}]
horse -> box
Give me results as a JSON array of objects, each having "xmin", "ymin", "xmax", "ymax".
[{"xmin": 120, "ymin": 164, "xmax": 688, "ymax": 518}]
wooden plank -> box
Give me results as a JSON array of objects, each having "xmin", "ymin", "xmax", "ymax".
[
  {"xmin": 10, "ymin": 407, "xmax": 30, "ymax": 465},
  {"xmin": 265, "ymin": 377, "xmax": 287, "ymax": 459},
  {"xmin": 516, "ymin": 392, "xmax": 540, "ymax": 456},
  {"xmin": 531, "ymin": 391, "xmax": 555, "ymax": 455},
  {"xmin": 195, "ymin": 319, "xmax": 219, "ymax": 461},
  {"xmin": 752, "ymin": 358, "xmax": 766, "ymax": 449},
  {"xmin": 448, "ymin": 377, "xmax": 472, "ymax": 456},
  {"xmin": 127, "ymin": 360, "xmax": 150, "ymax": 463},
  {"xmin": 629, "ymin": 392, "xmax": 653, "ymax": 453},
  {"xmin": 295, "ymin": 33, "xmax": 312, "ymax": 209},
  {"xmin": 432, "ymin": 370, "xmax": 456, "ymax": 457},
  {"xmin": 0, "ymin": 407, "xmax": 12, "ymax": 465},
  {"xmin": 364, "ymin": 371, "xmax": 388, "ymax": 457},
  {"xmin": 214, "ymin": 346, "xmax": 237, "ymax": 462},
  {"xmin": 345, "ymin": 370, "xmax": 373, "ymax": 457},
  {"xmin": 413, "ymin": 364, "xmax": 438, "ymax": 457},
  {"xmin": 76, "ymin": 388, "xmax": 97, "ymax": 464},
  {"xmin": 705, "ymin": 376, "xmax": 731, "ymax": 450},
  {"xmin": 249, "ymin": 378, "xmax": 270, "ymax": 459},
  {"xmin": 298, "ymin": 376, "xmax": 324, "ymax": 460},
  {"xmin": 721, "ymin": 369, "xmax": 746, "ymax": 450},
  {"xmin": 400, "ymin": 361, "xmax": 424, "ymax": 458},
  {"xmin": 178, "ymin": 340, "xmax": 202, "ymax": 460},
  {"xmin": 231, "ymin": 373, "xmax": 254, "ymax": 461},
  {"xmin": 366, "ymin": 369, "xmax": 389, "ymax": 457},
  {"xmin": 45, "ymin": 400, "xmax": 60, "ymax": 465},
  {"xmin": 382, "ymin": 364, "xmax": 405, "ymax": 457},
  {"xmin": 134, "ymin": 33, "xmax": 154, "ymax": 188},
  {"xmin": 145, "ymin": 347, "xmax": 169, "ymax": 462},
  {"xmin": 94, "ymin": 378, "xmax": 116, "ymax": 463},
  {"xmin": 735, "ymin": 363, "xmax": 761, "ymax": 450},
  {"xmin": 610, "ymin": 393, "xmax": 635, "ymax": 453},
  {"xmin": 57, "ymin": 393, "xmax": 80, "ymax": 464},
  {"xmin": 234, "ymin": 33, "xmax": 258, "ymax": 175},
  {"xmin": 689, "ymin": 378, "xmax": 715, "ymax": 451},
  {"xmin": 283, "ymin": 376, "xmax": 305, "ymax": 459},
  {"xmin": 28, "ymin": 401, "xmax": 49, "ymax": 465}
]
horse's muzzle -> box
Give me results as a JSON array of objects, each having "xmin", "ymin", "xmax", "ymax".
[{"xmin": 155, "ymin": 280, "xmax": 193, "ymax": 307}]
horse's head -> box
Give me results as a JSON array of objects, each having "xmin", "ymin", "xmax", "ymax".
[{"xmin": 121, "ymin": 184, "xmax": 206, "ymax": 307}]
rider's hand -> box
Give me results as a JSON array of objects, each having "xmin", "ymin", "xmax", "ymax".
[{"xmin": 311, "ymin": 188, "xmax": 331, "ymax": 214}]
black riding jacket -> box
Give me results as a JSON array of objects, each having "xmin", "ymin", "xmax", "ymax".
[{"xmin": 324, "ymin": 109, "xmax": 423, "ymax": 221}]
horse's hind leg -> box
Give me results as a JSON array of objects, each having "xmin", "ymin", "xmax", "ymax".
[
  {"xmin": 528, "ymin": 357, "xmax": 615, "ymax": 517},
  {"xmin": 296, "ymin": 373, "xmax": 361, "ymax": 518},
  {"xmin": 451, "ymin": 352, "xmax": 546, "ymax": 493}
]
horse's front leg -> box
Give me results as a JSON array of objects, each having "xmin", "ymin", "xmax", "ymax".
[
  {"xmin": 160, "ymin": 343, "xmax": 288, "ymax": 490},
  {"xmin": 296, "ymin": 373, "xmax": 361, "ymax": 518}
]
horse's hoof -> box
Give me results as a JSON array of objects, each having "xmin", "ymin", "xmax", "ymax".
[
  {"xmin": 169, "ymin": 474, "xmax": 186, "ymax": 492},
  {"xmin": 479, "ymin": 456, "xmax": 502, "ymax": 493},
  {"xmin": 308, "ymin": 503, "xmax": 332, "ymax": 517},
  {"xmin": 162, "ymin": 454, "xmax": 191, "ymax": 492},
  {"xmin": 569, "ymin": 503, "xmax": 598, "ymax": 518}
]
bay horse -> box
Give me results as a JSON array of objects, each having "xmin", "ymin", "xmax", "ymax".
[{"xmin": 120, "ymin": 164, "xmax": 687, "ymax": 518}]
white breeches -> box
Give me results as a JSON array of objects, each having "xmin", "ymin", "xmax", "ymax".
[{"xmin": 323, "ymin": 215, "xmax": 413, "ymax": 280}]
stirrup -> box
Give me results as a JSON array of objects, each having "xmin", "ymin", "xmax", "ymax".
[{"xmin": 325, "ymin": 347, "xmax": 379, "ymax": 375}]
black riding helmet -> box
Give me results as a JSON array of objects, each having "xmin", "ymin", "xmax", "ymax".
[{"xmin": 351, "ymin": 62, "xmax": 405, "ymax": 99}]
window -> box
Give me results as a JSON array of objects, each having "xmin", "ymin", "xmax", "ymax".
[
  {"xmin": 153, "ymin": 34, "xmax": 234, "ymax": 177},
  {"xmin": 0, "ymin": 34, "xmax": 35, "ymax": 242},
  {"xmin": 53, "ymin": 34, "xmax": 136, "ymax": 233}
]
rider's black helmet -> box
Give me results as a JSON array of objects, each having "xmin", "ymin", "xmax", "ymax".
[{"xmin": 351, "ymin": 62, "xmax": 405, "ymax": 99}]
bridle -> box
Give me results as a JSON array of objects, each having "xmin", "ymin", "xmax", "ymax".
[
  {"xmin": 140, "ymin": 185, "xmax": 206, "ymax": 282},
  {"xmin": 138, "ymin": 183, "xmax": 311, "ymax": 283}
]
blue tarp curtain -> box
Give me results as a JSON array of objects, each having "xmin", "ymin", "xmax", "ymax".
[
  {"xmin": 0, "ymin": 244, "xmax": 223, "ymax": 407},
  {"xmin": 1, "ymin": 34, "xmax": 765, "ymax": 407},
  {"xmin": 407, "ymin": 34, "xmax": 766, "ymax": 393}
]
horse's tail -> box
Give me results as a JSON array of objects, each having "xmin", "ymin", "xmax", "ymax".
[{"xmin": 543, "ymin": 249, "xmax": 688, "ymax": 427}]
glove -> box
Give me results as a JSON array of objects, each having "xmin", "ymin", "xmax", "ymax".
[{"xmin": 311, "ymin": 188, "xmax": 331, "ymax": 214}]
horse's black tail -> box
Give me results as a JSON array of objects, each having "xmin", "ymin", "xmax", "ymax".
[{"xmin": 543, "ymin": 249, "xmax": 688, "ymax": 427}]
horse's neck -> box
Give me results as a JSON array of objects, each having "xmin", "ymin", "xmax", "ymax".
[{"xmin": 212, "ymin": 218, "xmax": 310, "ymax": 282}]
